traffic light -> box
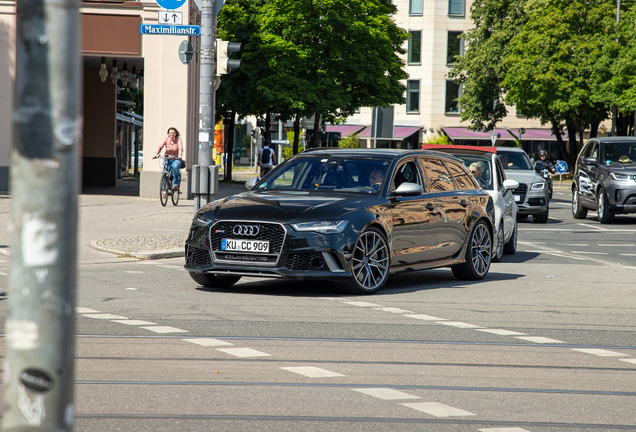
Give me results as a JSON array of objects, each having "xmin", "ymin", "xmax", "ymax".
[{"xmin": 216, "ymin": 40, "xmax": 242, "ymax": 76}]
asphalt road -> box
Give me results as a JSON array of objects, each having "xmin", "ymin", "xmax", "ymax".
[{"xmin": 3, "ymin": 190, "xmax": 636, "ymax": 431}]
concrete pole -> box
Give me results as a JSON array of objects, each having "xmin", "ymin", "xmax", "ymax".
[
  {"xmin": 195, "ymin": 0, "xmax": 216, "ymax": 211},
  {"xmin": 4, "ymin": 0, "xmax": 81, "ymax": 429},
  {"xmin": 278, "ymin": 119, "xmax": 283, "ymax": 165}
]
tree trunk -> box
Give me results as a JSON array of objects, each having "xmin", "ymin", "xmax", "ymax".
[
  {"xmin": 293, "ymin": 114, "xmax": 300, "ymax": 155},
  {"xmin": 311, "ymin": 113, "xmax": 322, "ymax": 148},
  {"xmin": 265, "ymin": 112, "xmax": 271, "ymax": 143}
]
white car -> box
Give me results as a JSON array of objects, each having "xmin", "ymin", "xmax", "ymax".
[
  {"xmin": 422, "ymin": 145, "xmax": 519, "ymax": 262},
  {"xmin": 131, "ymin": 150, "xmax": 143, "ymax": 169}
]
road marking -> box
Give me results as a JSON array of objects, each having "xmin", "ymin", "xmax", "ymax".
[
  {"xmin": 438, "ymin": 321, "xmax": 483, "ymax": 329},
  {"xmin": 478, "ymin": 428, "xmax": 531, "ymax": 432},
  {"xmin": 546, "ymin": 253, "xmax": 586, "ymax": 260},
  {"xmin": 577, "ymin": 223, "xmax": 609, "ymax": 231},
  {"xmin": 598, "ymin": 244, "xmax": 634, "ymax": 247},
  {"xmin": 570, "ymin": 251, "xmax": 608, "ymax": 255},
  {"xmin": 140, "ymin": 326, "xmax": 188, "ymax": 334},
  {"xmin": 400, "ymin": 402, "xmax": 475, "ymax": 417},
  {"xmin": 343, "ymin": 301, "xmax": 382, "ymax": 307},
  {"xmin": 520, "ymin": 241, "xmax": 547, "ymax": 244},
  {"xmin": 217, "ymin": 348, "xmax": 271, "ymax": 358},
  {"xmin": 405, "ymin": 314, "xmax": 447, "ymax": 321},
  {"xmin": 556, "ymin": 243, "xmax": 588, "ymax": 246},
  {"xmin": 352, "ymin": 388, "xmax": 420, "ymax": 400},
  {"xmin": 125, "ymin": 271, "xmax": 145, "ymax": 274},
  {"xmin": 111, "ymin": 319, "xmax": 157, "ymax": 326},
  {"xmin": 476, "ymin": 329, "xmax": 526, "ymax": 336},
  {"xmin": 515, "ymin": 336, "xmax": 565, "ymax": 344},
  {"xmin": 619, "ymin": 359, "xmax": 636, "ymax": 365},
  {"xmin": 572, "ymin": 348, "xmax": 629, "ymax": 357},
  {"xmin": 281, "ymin": 366, "xmax": 344, "ymax": 378},
  {"xmin": 76, "ymin": 307, "xmax": 100, "ymax": 313},
  {"xmin": 620, "ymin": 254, "xmax": 636, "ymax": 256},
  {"xmin": 374, "ymin": 307, "xmax": 414, "ymax": 314},
  {"xmin": 82, "ymin": 313, "xmax": 128, "ymax": 320},
  {"xmin": 182, "ymin": 338, "xmax": 234, "ymax": 347}
]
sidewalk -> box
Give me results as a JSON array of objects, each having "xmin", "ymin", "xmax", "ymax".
[{"xmin": 0, "ymin": 177, "xmax": 250, "ymax": 265}]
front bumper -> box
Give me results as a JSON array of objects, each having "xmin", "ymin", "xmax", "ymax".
[
  {"xmin": 606, "ymin": 185, "xmax": 636, "ymax": 214},
  {"xmin": 513, "ymin": 183, "xmax": 549, "ymax": 215},
  {"xmin": 184, "ymin": 220, "xmax": 356, "ymax": 280}
]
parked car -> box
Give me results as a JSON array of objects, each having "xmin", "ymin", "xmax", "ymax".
[
  {"xmin": 185, "ymin": 148, "xmax": 495, "ymax": 295},
  {"xmin": 421, "ymin": 144, "xmax": 519, "ymax": 262},
  {"xmin": 131, "ymin": 150, "xmax": 143, "ymax": 169},
  {"xmin": 496, "ymin": 146, "xmax": 550, "ymax": 223},
  {"xmin": 572, "ymin": 137, "xmax": 636, "ymax": 223}
]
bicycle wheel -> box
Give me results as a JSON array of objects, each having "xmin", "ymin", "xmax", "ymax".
[
  {"xmin": 160, "ymin": 175, "xmax": 169, "ymax": 206},
  {"xmin": 171, "ymin": 184, "xmax": 180, "ymax": 205}
]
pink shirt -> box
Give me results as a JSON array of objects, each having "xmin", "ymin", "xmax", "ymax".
[{"xmin": 156, "ymin": 136, "xmax": 183, "ymax": 159}]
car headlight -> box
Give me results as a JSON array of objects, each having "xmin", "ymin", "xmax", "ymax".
[
  {"xmin": 193, "ymin": 214, "xmax": 213, "ymax": 226},
  {"xmin": 610, "ymin": 172, "xmax": 630, "ymax": 181},
  {"xmin": 531, "ymin": 182, "xmax": 545, "ymax": 191},
  {"xmin": 291, "ymin": 220, "xmax": 348, "ymax": 234}
]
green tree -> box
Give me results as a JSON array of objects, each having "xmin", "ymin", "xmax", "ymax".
[{"xmin": 338, "ymin": 133, "xmax": 361, "ymax": 149}]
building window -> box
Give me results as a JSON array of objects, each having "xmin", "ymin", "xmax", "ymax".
[
  {"xmin": 408, "ymin": 31, "xmax": 422, "ymax": 65},
  {"xmin": 410, "ymin": 0, "xmax": 423, "ymax": 15},
  {"xmin": 445, "ymin": 81, "xmax": 461, "ymax": 113},
  {"xmin": 449, "ymin": 0, "xmax": 464, "ymax": 15},
  {"xmin": 407, "ymin": 80, "xmax": 420, "ymax": 113},
  {"xmin": 447, "ymin": 31, "xmax": 463, "ymax": 64}
]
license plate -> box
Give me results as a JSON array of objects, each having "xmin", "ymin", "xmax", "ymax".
[
  {"xmin": 514, "ymin": 195, "xmax": 521, "ymax": 202},
  {"xmin": 221, "ymin": 238, "xmax": 269, "ymax": 253}
]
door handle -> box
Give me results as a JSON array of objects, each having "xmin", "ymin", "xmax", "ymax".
[{"xmin": 426, "ymin": 203, "xmax": 435, "ymax": 211}]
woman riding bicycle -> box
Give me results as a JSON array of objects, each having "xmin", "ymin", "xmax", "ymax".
[{"xmin": 154, "ymin": 127, "xmax": 184, "ymax": 192}]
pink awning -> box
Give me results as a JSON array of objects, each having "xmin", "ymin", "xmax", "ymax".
[
  {"xmin": 442, "ymin": 127, "xmax": 515, "ymax": 140},
  {"xmin": 358, "ymin": 126, "xmax": 420, "ymax": 139},
  {"xmin": 325, "ymin": 125, "xmax": 367, "ymax": 137},
  {"xmin": 507, "ymin": 129, "xmax": 569, "ymax": 140}
]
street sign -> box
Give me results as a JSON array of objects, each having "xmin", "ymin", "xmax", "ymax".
[
  {"xmin": 178, "ymin": 40, "xmax": 194, "ymax": 64},
  {"xmin": 270, "ymin": 140, "xmax": 290, "ymax": 144},
  {"xmin": 140, "ymin": 24, "xmax": 200, "ymax": 36},
  {"xmin": 155, "ymin": 0, "xmax": 186, "ymax": 10},
  {"xmin": 555, "ymin": 160, "xmax": 568, "ymax": 174},
  {"xmin": 158, "ymin": 11, "xmax": 183, "ymax": 25}
]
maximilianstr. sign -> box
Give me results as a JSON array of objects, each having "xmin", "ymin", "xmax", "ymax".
[{"xmin": 140, "ymin": 24, "xmax": 200, "ymax": 36}]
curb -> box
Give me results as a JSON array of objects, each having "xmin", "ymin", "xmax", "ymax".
[{"xmin": 89, "ymin": 240, "xmax": 184, "ymax": 261}]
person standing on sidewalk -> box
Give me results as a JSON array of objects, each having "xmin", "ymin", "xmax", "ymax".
[
  {"xmin": 258, "ymin": 140, "xmax": 276, "ymax": 177},
  {"xmin": 154, "ymin": 127, "xmax": 184, "ymax": 191}
]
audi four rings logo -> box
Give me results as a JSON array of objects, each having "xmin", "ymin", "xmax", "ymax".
[{"xmin": 233, "ymin": 225, "xmax": 260, "ymax": 236}]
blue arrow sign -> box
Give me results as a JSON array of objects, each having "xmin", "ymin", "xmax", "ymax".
[
  {"xmin": 156, "ymin": 0, "xmax": 186, "ymax": 10},
  {"xmin": 140, "ymin": 24, "xmax": 200, "ymax": 36},
  {"xmin": 555, "ymin": 160, "xmax": 568, "ymax": 174}
]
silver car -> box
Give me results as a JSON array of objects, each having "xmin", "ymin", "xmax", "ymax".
[{"xmin": 496, "ymin": 146, "xmax": 550, "ymax": 223}]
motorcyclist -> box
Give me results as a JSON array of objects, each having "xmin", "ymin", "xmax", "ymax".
[{"xmin": 536, "ymin": 149, "xmax": 555, "ymax": 198}]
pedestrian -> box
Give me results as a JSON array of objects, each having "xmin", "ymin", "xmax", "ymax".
[
  {"xmin": 154, "ymin": 127, "xmax": 184, "ymax": 194},
  {"xmin": 258, "ymin": 140, "xmax": 276, "ymax": 177}
]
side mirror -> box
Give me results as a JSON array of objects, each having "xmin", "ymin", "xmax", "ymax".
[
  {"xmin": 534, "ymin": 161, "xmax": 544, "ymax": 171},
  {"xmin": 245, "ymin": 176, "xmax": 259, "ymax": 189},
  {"xmin": 392, "ymin": 182, "xmax": 423, "ymax": 197},
  {"xmin": 503, "ymin": 179, "xmax": 519, "ymax": 190},
  {"xmin": 582, "ymin": 157, "xmax": 597, "ymax": 166}
]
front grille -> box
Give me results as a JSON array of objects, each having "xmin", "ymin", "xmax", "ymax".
[
  {"xmin": 285, "ymin": 253, "xmax": 325, "ymax": 271},
  {"xmin": 214, "ymin": 253, "xmax": 277, "ymax": 263},
  {"xmin": 210, "ymin": 222, "xmax": 285, "ymax": 253},
  {"xmin": 513, "ymin": 183, "xmax": 528, "ymax": 203},
  {"xmin": 187, "ymin": 246, "xmax": 211, "ymax": 266}
]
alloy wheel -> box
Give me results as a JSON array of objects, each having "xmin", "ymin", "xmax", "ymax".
[
  {"xmin": 351, "ymin": 230, "xmax": 390, "ymax": 292},
  {"xmin": 470, "ymin": 223, "xmax": 492, "ymax": 277}
]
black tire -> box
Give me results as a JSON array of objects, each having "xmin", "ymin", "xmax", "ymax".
[
  {"xmin": 451, "ymin": 220, "xmax": 492, "ymax": 281},
  {"xmin": 503, "ymin": 219, "xmax": 517, "ymax": 255},
  {"xmin": 171, "ymin": 187, "xmax": 180, "ymax": 206},
  {"xmin": 572, "ymin": 187, "xmax": 588, "ymax": 219},
  {"xmin": 189, "ymin": 272, "xmax": 241, "ymax": 288},
  {"xmin": 492, "ymin": 221, "xmax": 504, "ymax": 263},
  {"xmin": 336, "ymin": 227, "xmax": 390, "ymax": 295},
  {"xmin": 597, "ymin": 187, "xmax": 614, "ymax": 224},
  {"xmin": 160, "ymin": 175, "xmax": 169, "ymax": 207},
  {"xmin": 533, "ymin": 201, "xmax": 549, "ymax": 223}
]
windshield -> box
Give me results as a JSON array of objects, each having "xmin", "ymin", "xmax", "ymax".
[
  {"xmin": 496, "ymin": 150, "xmax": 533, "ymax": 170},
  {"xmin": 458, "ymin": 157, "xmax": 493, "ymax": 190},
  {"xmin": 601, "ymin": 142, "xmax": 636, "ymax": 165},
  {"xmin": 256, "ymin": 155, "xmax": 391, "ymax": 193}
]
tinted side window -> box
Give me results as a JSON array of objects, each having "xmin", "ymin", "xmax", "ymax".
[
  {"xmin": 495, "ymin": 158, "xmax": 505, "ymax": 189},
  {"xmin": 444, "ymin": 160, "xmax": 476, "ymax": 190},
  {"xmin": 392, "ymin": 160, "xmax": 422, "ymax": 189},
  {"xmin": 580, "ymin": 142, "xmax": 593, "ymax": 159},
  {"xmin": 420, "ymin": 158, "xmax": 455, "ymax": 192}
]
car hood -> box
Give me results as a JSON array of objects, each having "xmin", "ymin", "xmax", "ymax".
[
  {"xmin": 604, "ymin": 164, "xmax": 636, "ymax": 173},
  {"xmin": 198, "ymin": 191, "xmax": 379, "ymax": 223},
  {"xmin": 504, "ymin": 170, "xmax": 544, "ymax": 184}
]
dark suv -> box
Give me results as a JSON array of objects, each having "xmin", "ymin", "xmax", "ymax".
[{"xmin": 572, "ymin": 137, "xmax": 636, "ymax": 223}]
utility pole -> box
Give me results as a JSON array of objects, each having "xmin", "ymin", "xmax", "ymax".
[
  {"xmin": 195, "ymin": 0, "xmax": 216, "ymax": 211},
  {"xmin": 4, "ymin": 0, "xmax": 81, "ymax": 429}
]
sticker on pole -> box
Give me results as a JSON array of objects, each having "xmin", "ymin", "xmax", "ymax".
[
  {"xmin": 555, "ymin": 160, "xmax": 568, "ymax": 174},
  {"xmin": 155, "ymin": 0, "xmax": 186, "ymax": 11}
]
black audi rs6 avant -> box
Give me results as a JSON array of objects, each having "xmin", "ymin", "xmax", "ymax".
[{"xmin": 185, "ymin": 148, "xmax": 495, "ymax": 294}]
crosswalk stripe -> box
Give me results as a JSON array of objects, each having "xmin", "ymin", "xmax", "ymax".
[
  {"xmin": 619, "ymin": 359, "xmax": 636, "ymax": 365},
  {"xmin": 477, "ymin": 329, "xmax": 526, "ymax": 336},
  {"xmin": 140, "ymin": 326, "xmax": 188, "ymax": 334},
  {"xmin": 438, "ymin": 321, "xmax": 483, "ymax": 329},
  {"xmin": 572, "ymin": 348, "xmax": 629, "ymax": 357},
  {"xmin": 405, "ymin": 314, "xmax": 446, "ymax": 321},
  {"xmin": 478, "ymin": 428, "xmax": 531, "ymax": 432},
  {"xmin": 400, "ymin": 402, "xmax": 475, "ymax": 417},
  {"xmin": 281, "ymin": 366, "xmax": 344, "ymax": 378},
  {"xmin": 82, "ymin": 313, "xmax": 128, "ymax": 320},
  {"xmin": 374, "ymin": 307, "xmax": 414, "ymax": 314},
  {"xmin": 352, "ymin": 388, "xmax": 419, "ymax": 400},
  {"xmin": 111, "ymin": 319, "xmax": 157, "ymax": 326},
  {"xmin": 343, "ymin": 301, "xmax": 382, "ymax": 307},
  {"xmin": 182, "ymin": 338, "xmax": 234, "ymax": 347},
  {"xmin": 515, "ymin": 336, "xmax": 565, "ymax": 343},
  {"xmin": 217, "ymin": 348, "xmax": 271, "ymax": 358}
]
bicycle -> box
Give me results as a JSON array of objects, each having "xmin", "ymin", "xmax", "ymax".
[{"xmin": 154, "ymin": 155, "xmax": 180, "ymax": 206}]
